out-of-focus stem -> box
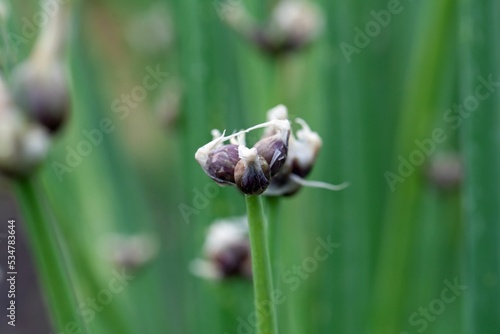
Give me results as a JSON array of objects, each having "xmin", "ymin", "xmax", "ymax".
[{"xmin": 15, "ymin": 177, "xmax": 88, "ymax": 334}]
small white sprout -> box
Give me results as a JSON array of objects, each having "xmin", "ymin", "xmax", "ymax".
[
  {"xmin": 229, "ymin": 131, "xmax": 246, "ymax": 146},
  {"xmin": 267, "ymin": 104, "xmax": 289, "ymax": 121},
  {"xmin": 287, "ymin": 117, "xmax": 322, "ymax": 174},
  {"xmin": 238, "ymin": 146, "xmax": 258, "ymax": 162}
]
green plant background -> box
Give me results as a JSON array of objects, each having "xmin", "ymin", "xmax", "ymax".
[{"xmin": 0, "ymin": 0, "xmax": 499, "ymax": 333}]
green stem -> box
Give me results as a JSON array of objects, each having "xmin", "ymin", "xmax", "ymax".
[
  {"xmin": 245, "ymin": 195, "xmax": 278, "ymax": 334},
  {"xmin": 15, "ymin": 177, "xmax": 87, "ymax": 333}
]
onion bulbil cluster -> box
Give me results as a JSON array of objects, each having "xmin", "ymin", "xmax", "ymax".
[
  {"xmin": 195, "ymin": 105, "xmax": 291, "ymax": 195},
  {"xmin": 195, "ymin": 105, "xmax": 348, "ymax": 197}
]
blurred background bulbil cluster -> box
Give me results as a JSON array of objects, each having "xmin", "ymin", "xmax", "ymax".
[{"xmin": 1, "ymin": 0, "xmax": 499, "ymax": 333}]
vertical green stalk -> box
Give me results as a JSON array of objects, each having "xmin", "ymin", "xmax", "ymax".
[
  {"xmin": 370, "ymin": 0, "xmax": 456, "ymax": 333},
  {"xmin": 459, "ymin": 0, "xmax": 500, "ymax": 332},
  {"xmin": 15, "ymin": 177, "xmax": 87, "ymax": 334},
  {"xmin": 245, "ymin": 195, "xmax": 278, "ymax": 334},
  {"xmin": 41, "ymin": 183, "xmax": 138, "ymax": 334}
]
